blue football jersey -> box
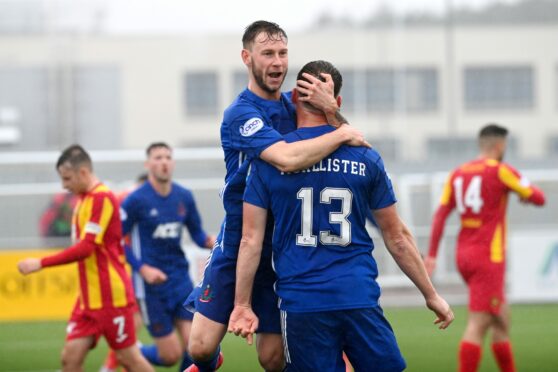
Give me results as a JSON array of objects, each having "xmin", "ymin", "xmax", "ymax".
[
  {"xmin": 121, "ymin": 181, "xmax": 209, "ymax": 298},
  {"xmin": 219, "ymin": 88, "xmax": 296, "ymax": 259},
  {"xmin": 244, "ymin": 125, "xmax": 397, "ymax": 312}
]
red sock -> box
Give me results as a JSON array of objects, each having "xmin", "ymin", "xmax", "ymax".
[
  {"xmin": 103, "ymin": 349, "xmax": 119, "ymax": 369},
  {"xmin": 492, "ymin": 341, "xmax": 516, "ymax": 372},
  {"xmin": 459, "ymin": 341, "xmax": 482, "ymax": 372}
]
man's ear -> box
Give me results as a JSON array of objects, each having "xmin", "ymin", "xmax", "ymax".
[
  {"xmin": 337, "ymin": 95, "xmax": 342, "ymax": 108},
  {"xmin": 241, "ymin": 49, "xmax": 251, "ymax": 66},
  {"xmin": 79, "ymin": 166, "xmax": 89, "ymax": 179},
  {"xmin": 291, "ymin": 88, "xmax": 299, "ymax": 103}
]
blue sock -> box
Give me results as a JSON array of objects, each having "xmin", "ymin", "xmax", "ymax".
[
  {"xmin": 141, "ymin": 344, "xmax": 166, "ymax": 366},
  {"xmin": 193, "ymin": 346, "xmax": 221, "ymax": 372},
  {"xmin": 179, "ymin": 351, "xmax": 195, "ymax": 370}
]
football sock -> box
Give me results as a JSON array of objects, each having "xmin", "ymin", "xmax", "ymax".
[
  {"xmin": 141, "ymin": 344, "xmax": 166, "ymax": 366},
  {"xmin": 179, "ymin": 351, "xmax": 195, "ymax": 370},
  {"xmin": 492, "ymin": 341, "xmax": 516, "ymax": 372},
  {"xmin": 193, "ymin": 346, "xmax": 221, "ymax": 372},
  {"xmin": 102, "ymin": 349, "xmax": 119, "ymax": 369},
  {"xmin": 459, "ymin": 341, "xmax": 482, "ymax": 372}
]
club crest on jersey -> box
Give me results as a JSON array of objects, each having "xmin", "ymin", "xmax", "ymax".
[
  {"xmin": 239, "ymin": 118, "xmax": 263, "ymax": 137},
  {"xmin": 177, "ymin": 202, "xmax": 187, "ymax": 217},
  {"xmin": 199, "ymin": 284, "xmax": 214, "ymax": 303}
]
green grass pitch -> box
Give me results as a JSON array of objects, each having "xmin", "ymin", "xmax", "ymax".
[{"xmin": 1, "ymin": 304, "xmax": 557, "ymax": 371}]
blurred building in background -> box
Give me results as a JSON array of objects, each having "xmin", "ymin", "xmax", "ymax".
[
  {"xmin": 0, "ymin": 0, "xmax": 556, "ymax": 163},
  {"xmin": 0, "ymin": 0, "xmax": 557, "ymax": 303}
]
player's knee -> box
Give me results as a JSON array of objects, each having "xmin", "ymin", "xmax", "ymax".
[
  {"xmin": 258, "ymin": 347, "xmax": 284, "ymax": 372},
  {"xmin": 188, "ymin": 338, "xmax": 216, "ymax": 362},
  {"xmin": 61, "ymin": 348, "xmax": 81, "ymax": 369},
  {"xmin": 116, "ymin": 351, "xmax": 145, "ymax": 370},
  {"xmin": 258, "ymin": 354, "xmax": 284, "ymax": 372},
  {"xmin": 158, "ymin": 345, "xmax": 182, "ymax": 365}
]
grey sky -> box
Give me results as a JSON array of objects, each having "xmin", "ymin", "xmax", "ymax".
[{"xmin": 65, "ymin": 0, "xmax": 519, "ymax": 34}]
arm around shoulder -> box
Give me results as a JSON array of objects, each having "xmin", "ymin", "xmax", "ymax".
[{"xmin": 260, "ymin": 125, "xmax": 367, "ymax": 173}]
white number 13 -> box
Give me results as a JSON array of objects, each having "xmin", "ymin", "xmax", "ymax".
[{"xmin": 296, "ymin": 187, "xmax": 353, "ymax": 247}]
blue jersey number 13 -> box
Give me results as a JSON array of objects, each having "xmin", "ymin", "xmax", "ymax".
[{"xmin": 296, "ymin": 187, "xmax": 353, "ymax": 247}]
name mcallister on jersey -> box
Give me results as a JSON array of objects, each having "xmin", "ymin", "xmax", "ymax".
[{"xmin": 281, "ymin": 157, "xmax": 367, "ymax": 177}]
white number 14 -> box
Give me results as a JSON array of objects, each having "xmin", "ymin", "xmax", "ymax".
[{"xmin": 453, "ymin": 175, "xmax": 484, "ymax": 214}]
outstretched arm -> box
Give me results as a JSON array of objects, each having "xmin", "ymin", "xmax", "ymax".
[
  {"xmin": 18, "ymin": 240, "xmax": 97, "ymax": 275},
  {"xmin": 228, "ymin": 202, "xmax": 268, "ymax": 345},
  {"xmin": 373, "ymin": 205, "xmax": 454, "ymax": 330},
  {"xmin": 260, "ymin": 124, "xmax": 369, "ymax": 173}
]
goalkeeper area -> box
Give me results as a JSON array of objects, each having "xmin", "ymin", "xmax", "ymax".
[{"xmin": 1, "ymin": 304, "xmax": 556, "ymax": 372}]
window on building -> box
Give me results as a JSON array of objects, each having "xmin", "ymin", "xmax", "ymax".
[
  {"xmin": 427, "ymin": 137, "xmax": 478, "ymax": 161},
  {"xmin": 464, "ymin": 66, "xmax": 534, "ymax": 110},
  {"xmin": 366, "ymin": 68, "xmax": 438, "ymax": 112},
  {"xmin": 73, "ymin": 65, "xmax": 121, "ymax": 149},
  {"xmin": 369, "ymin": 137, "xmax": 400, "ymax": 162},
  {"xmin": 427, "ymin": 136, "xmax": 518, "ymax": 161},
  {"xmin": 232, "ymin": 70, "xmax": 246, "ymax": 98},
  {"xmin": 340, "ymin": 68, "xmax": 366, "ymax": 113},
  {"xmin": 547, "ymin": 136, "xmax": 558, "ymax": 157},
  {"xmin": 184, "ymin": 72, "xmax": 219, "ymax": 116}
]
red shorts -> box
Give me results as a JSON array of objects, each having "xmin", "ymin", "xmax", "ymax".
[
  {"xmin": 457, "ymin": 257, "xmax": 506, "ymax": 315},
  {"xmin": 66, "ymin": 304, "xmax": 137, "ymax": 350}
]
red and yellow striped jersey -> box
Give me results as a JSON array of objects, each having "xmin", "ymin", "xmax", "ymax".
[
  {"xmin": 429, "ymin": 158, "xmax": 545, "ymax": 263},
  {"xmin": 71, "ymin": 183, "xmax": 135, "ymax": 310}
]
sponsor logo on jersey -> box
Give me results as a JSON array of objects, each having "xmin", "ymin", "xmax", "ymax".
[
  {"xmin": 149, "ymin": 208, "xmax": 158, "ymax": 217},
  {"xmin": 152, "ymin": 222, "xmax": 181, "ymax": 239},
  {"xmin": 84, "ymin": 222, "xmax": 102, "ymax": 235},
  {"xmin": 239, "ymin": 117, "xmax": 264, "ymax": 137}
]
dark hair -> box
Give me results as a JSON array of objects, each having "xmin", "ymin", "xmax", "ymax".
[
  {"xmin": 297, "ymin": 60, "xmax": 343, "ymax": 97},
  {"xmin": 146, "ymin": 142, "xmax": 171, "ymax": 156},
  {"xmin": 242, "ymin": 20, "xmax": 287, "ymax": 49},
  {"xmin": 479, "ymin": 123, "xmax": 508, "ymax": 139},
  {"xmin": 56, "ymin": 144, "xmax": 92, "ymax": 170}
]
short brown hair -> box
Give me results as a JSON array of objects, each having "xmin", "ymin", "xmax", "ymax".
[
  {"xmin": 56, "ymin": 144, "xmax": 92, "ymax": 171},
  {"xmin": 242, "ymin": 20, "xmax": 287, "ymax": 50},
  {"xmin": 146, "ymin": 142, "xmax": 171, "ymax": 156}
]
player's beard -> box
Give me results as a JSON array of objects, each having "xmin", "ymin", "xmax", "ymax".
[
  {"xmin": 153, "ymin": 169, "xmax": 171, "ymax": 184},
  {"xmin": 251, "ymin": 61, "xmax": 286, "ymax": 95}
]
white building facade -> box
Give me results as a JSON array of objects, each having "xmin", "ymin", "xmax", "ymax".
[{"xmin": 0, "ymin": 24, "xmax": 557, "ymax": 161}]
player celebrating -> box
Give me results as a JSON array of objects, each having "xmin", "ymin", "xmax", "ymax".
[
  {"xmin": 426, "ymin": 124, "xmax": 546, "ymax": 372},
  {"xmin": 185, "ymin": 21, "xmax": 368, "ymax": 372},
  {"xmin": 17, "ymin": 144, "xmax": 153, "ymax": 372},
  {"xmin": 228, "ymin": 60, "xmax": 454, "ymax": 371},
  {"xmin": 120, "ymin": 142, "xmax": 215, "ymax": 370}
]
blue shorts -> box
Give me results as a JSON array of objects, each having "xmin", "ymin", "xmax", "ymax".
[
  {"xmin": 139, "ymin": 281, "xmax": 194, "ymax": 338},
  {"xmin": 184, "ymin": 245, "xmax": 281, "ymax": 334},
  {"xmin": 281, "ymin": 307, "xmax": 406, "ymax": 372}
]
